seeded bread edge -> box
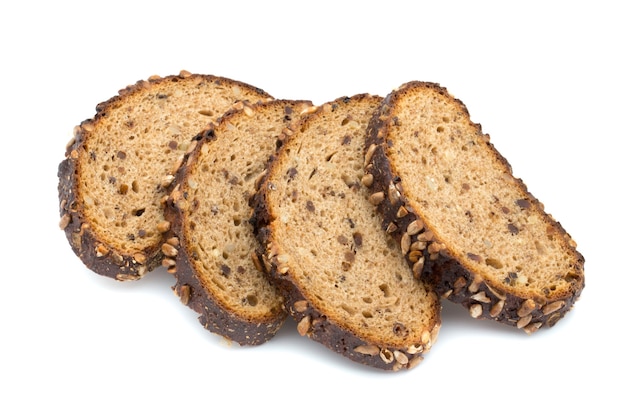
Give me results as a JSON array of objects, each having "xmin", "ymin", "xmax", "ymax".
[
  {"xmin": 162, "ymin": 123, "xmax": 288, "ymax": 346},
  {"xmin": 251, "ymin": 193, "xmax": 435, "ymax": 371},
  {"xmin": 57, "ymin": 71, "xmax": 273, "ymax": 281},
  {"xmin": 363, "ymin": 81, "xmax": 585, "ymax": 334},
  {"xmin": 58, "ymin": 126, "xmax": 163, "ymax": 281},
  {"xmin": 249, "ymin": 97, "xmax": 439, "ymax": 370}
]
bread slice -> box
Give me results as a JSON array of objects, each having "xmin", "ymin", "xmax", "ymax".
[
  {"xmin": 161, "ymin": 99, "xmax": 313, "ymax": 345},
  {"xmin": 364, "ymin": 81, "xmax": 585, "ymax": 333},
  {"xmin": 251, "ymin": 95, "xmax": 441, "ymax": 370},
  {"xmin": 58, "ymin": 71, "xmax": 272, "ymax": 281}
]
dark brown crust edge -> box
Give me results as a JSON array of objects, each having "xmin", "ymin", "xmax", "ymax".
[
  {"xmin": 249, "ymin": 95, "xmax": 439, "ymax": 370},
  {"xmin": 58, "ymin": 136, "xmax": 163, "ymax": 281},
  {"xmin": 160, "ymin": 100, "xmax": 315, "ymax": 346},
  {"xmin": 363, "ymin": 81, "xmax": 585, "ymax": 334},
  {"xmin": 57, "ymin": 71, "xmax": 272, "ymax": 281},
  {"xmin": 163, "ymin": 175, "xmax": 285, "ymax": 346}
]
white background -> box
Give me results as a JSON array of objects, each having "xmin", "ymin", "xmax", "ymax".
[{"xmin": 1, "ymin": 1, "xmax": 623, "ymax": 415}]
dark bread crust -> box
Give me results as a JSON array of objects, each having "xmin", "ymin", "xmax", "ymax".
[
  {"xmin": 58, "ymin": 153, "xmax": 162, "ymax": 280},
  {"xmin": 160, "ymin": 100, "xmax": 313, "ymax": 346},
  {"xmin": 162, "ymin": 130, "xmax": 285, "ymax": 344},
  {"xmin": 364, "ymin": 81, "xmax": 585, "ymax": 333},
  {"xmin": 165, "ymin": 198, "xmax": 284, "ymax": 345},
  {"xmin": 57, "ymin": 71, "xmax": 272, "ymax": 281},
  {"xmin": 251, "ymin": 95, "xmax": 440, "ymax": 370},
  {"xmin": 253, "ymin": 202, "xmax": 434, "ymax": 371}
]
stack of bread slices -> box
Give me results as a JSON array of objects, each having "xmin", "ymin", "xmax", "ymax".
[{"xmin": 58, "ymin": 71, "xmax": 584, "ymax": 371}]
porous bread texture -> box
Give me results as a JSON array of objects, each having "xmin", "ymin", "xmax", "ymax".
[
  {"xmin": 252, "ymin": 95, "xmax": 441, "ymax": 370},
  {"xmin": 58, "ymin": 71, "xmax": 272, "ymax": 281},
  {"xmin": 162, "ymin": 100, "xmax": 313, "ymax": 345},
  {"xmin": 365, "ymin": 81, "xmax": 584, "ymax": 333}
]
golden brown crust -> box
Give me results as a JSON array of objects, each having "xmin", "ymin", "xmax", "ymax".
[
  {"xmin": 364, "ymin": 81, "xmax": 584, "ymax": 333},
  {"xmin": 58, "ymin": 71, "xmax": 272, "ymax": 280}
]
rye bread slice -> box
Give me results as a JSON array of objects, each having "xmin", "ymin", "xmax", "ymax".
[
  {"xmin": 364, "ymin": 81, "xmax": 584, "ymax": 333},
  {"xmin": 251, "ymin": 95, "xmax": 441, "ymax": 370},
  {"xmin": 58, "ymin": 71, "xmax": 272, "ymax": 281},
  {"xmin": 162, "ymin": 99, "xmax": 313, "ymax": 345}
]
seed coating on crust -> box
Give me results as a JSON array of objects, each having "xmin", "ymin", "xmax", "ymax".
[
  {"xmin": 58, "ymin": 71, "xmax": 272, "ymax": 280},
  {"xmin": 162, "ymin": 99, "xmax": 313, "ymax": 346},
  {"xmin": 364, "ymin": 81, "xmax": 584, "ymax": 331},
  {"xmin": 251, "ymin": 94, "xmax": 441, "ymax": 370}
]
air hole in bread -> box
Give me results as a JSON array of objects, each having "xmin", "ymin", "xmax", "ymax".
[
  {"xmin": 534, "ymin": 241, "xmax": 547, "ymax": 254},
  {"xmin": 132, "ymin": 208, "xmax": 145, "ymax": 217},
  {"xmin": 485, "ymin": 258, "xmax": 503, "ymax": 269},
  {"xmin": 246, "ymin": 294, "xmax": 258, "ymax": 306},
  {"xmin": 379, "ymin": 284, "xmax": 391, "ymax": 297},
  {"xmin": 362, "ymin": 311, "xmax": 373, "ymax": 319},
  {"xmin": 341, "ymin": 304, "xmax": 356, "ymax": 315},
  {"xmin": 131, "ymin": 181, "xmax": 139, "ymax": 193},
  {"xmin": 244, "ymin": 172, "xmax": 256, "ymax": 183}
]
